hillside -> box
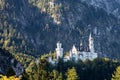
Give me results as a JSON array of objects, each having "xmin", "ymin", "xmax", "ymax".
[
  {"xmin": 81, "ymin": 0, "xmax": 120, "ymax": 19},
  {"xmin": 0, "ymin": 48, "xmax": 24, "ymax": 76},
  {"xmin": 0, "ymin": 0, "xmax": 120, "ymax": 59}
]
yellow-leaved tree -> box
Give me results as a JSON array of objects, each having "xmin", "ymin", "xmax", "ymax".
[
  {"xmin": 66, "ymin": 67, "xmax": 79, "ymax": 80},
  {"xmin": 112, "ymin": 66, "xmax": 120, "ymax": 80},
  {"xmin": 0, "ymin": 75, "xmax": 20, "ymax": 80}
]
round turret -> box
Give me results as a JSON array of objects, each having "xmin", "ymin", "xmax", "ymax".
[
  {"xmin": 56, "ymin": 42, "xmax": 63, "ymax": 60},
  {"xmin": 89, "ymin": 33, "xmax": 95, "ymax": 53}
]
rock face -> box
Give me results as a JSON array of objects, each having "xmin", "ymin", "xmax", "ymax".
[
  {"xmin": 0, "ymin": 48, "xmax": 24, "ymax": 76},
  {"xmin": 0, "ymin": 0, "xmax": 120, "ymax": 59},
  {"xmin": 81, "ymin": 0, "xmax": 120, "ymax": 18}
]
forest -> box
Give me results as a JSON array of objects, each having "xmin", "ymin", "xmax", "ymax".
[{"xmin": 0, "ymin": 55, "xmax": 120, "ymax": 80}]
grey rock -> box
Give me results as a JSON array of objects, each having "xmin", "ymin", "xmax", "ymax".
[{"xmin": 0, "ymin": 48, "xmax": 24, "ymax": 76}]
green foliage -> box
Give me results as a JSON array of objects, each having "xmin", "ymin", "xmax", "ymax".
[
  {"xmin": 29, "ymin": 0, "xmax": 62, "ymax": 24},
  {"xmin": 25, "ymin": 58, "xmax": 49, "ymax": 80},
  {"xmin": 112, "ymin": 66, "xmax": 120, "ymax": 80},
  {"xmin": 0, "ymin": 0, "xmax": 36, "ymax": 55},
  {"xmin": 66, "ymin": 67, "xmax": 79, "ymax": 80},
  {"xmin": 13, "ymin": 53, "xmax": 35, "ymax": 68},
  {"xmin": 0, "ymin": 75, "xmax": 20, "ymax": 80},
  {"xmin": 22, "ymin": 57, "xmax": 119, "ymax": 80},
  {"xmin": 0, "ymin": 20, "xmax": 31, "ymax": 55},
  {"xmin": 49, "ymin": 69, "xmax": 63, "ymax": 80}
]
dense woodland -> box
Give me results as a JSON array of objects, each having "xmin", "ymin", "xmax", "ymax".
[
  {"xmin": 0, "ymin": 54, "xmax": 120, "ymax": 80},
  {"xmin": 1, "ymin": 0, "xmax": 120, "ymax": 80},
  {"xmin": 22, "ymin": 57, "xmax": 120, "ymax": 80}
]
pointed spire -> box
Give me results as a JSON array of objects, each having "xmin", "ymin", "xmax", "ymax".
[
  {"xmin": 72, "ymin": 45, "xmax": 77, "ymax": 51},
  {"xmin": 57, "ymin": 41, "xmax": 61, "ymax": 48},
  {"xmin": 72, "ymin": 45, "xmax": 78, "ymax": 54},
  {"xmin": 89, "ymin": 32, "xmax": 92, "ymax": 40},
  {"xmin": 80, "ymin": 40, "xmax": 83, "ymax": 46},
  {"xmin": 89, "ymin": 33, "xmax": 94, "ymax": 53}
]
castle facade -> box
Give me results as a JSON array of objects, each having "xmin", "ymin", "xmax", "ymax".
[{"xmin": 48, "ymin": 34, "xmax": 98, "ymax": 64}]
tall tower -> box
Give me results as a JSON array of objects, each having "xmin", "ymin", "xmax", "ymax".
[
  {"xmin": 56, "ymin": 42, "xmax": 63, "ymax": 60},
  {"xmin": 69, "ymin": 50, "xmax": 72, "ymax": 59},
  {"xmin": 71, "ymin": 45, "xmax": 78, "ymax": 61},
  {"xmin": 72, "ymin": 45, "xmax": 78, "ymax": 54},
  {"xmin": 89, "ymin": 33, "xmax": 95, "ymax": 53},
  {"xmin": 80, "ymin": 41, "xmax": 83, "ymax": 51}
]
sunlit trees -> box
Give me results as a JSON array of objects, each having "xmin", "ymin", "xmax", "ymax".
[
  {"xmin": 0, "ymin": 75, "xmax": 20, "ymax": 80},
  {"xmin": 112, "ymin": 66, "xmax": 120, "ymax": 80},
  {"xmin": 49, "ymin": 69, "xmax": 63, "ymax": 80},
  {"xmin": 66, "ymin": 67, "xmax": 79, "ymax": 80}
]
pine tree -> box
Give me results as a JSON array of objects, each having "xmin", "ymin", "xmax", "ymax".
[
  {"xmin": 57, "ymin": 73, "xmax": 62, "ymax": 80},
  {"xmin": 112, "ymin": 66, "xmax": 120, "ymax": 80},
  {"xmin": 49, "ymin": 69, "xmax": 63, "ymax": 80},
  {"xmin": 52, "ymin": 70, "xmax": 59, "ymax": 80},
  {"xmin": 66, "ymin": 67, "xmax": 79, "ymax": 80}
]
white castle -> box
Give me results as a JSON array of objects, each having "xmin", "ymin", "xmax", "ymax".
[{"xmin": 48, "ymin": 34, "xmax": 98, "ymax": 64}]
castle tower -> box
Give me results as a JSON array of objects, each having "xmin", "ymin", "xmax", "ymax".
[
  {"xmin": 71, "ymin": 45, "xmax": 78, "ymax": 61},
  {"xmin": 56, "ymin": 42, "xmax": 63, "ymax": 60},
  {"xmin": 89, "ymin": 33, "xmax": 95, "ymax": 53},
  {"xmin": 80, "ymin": 41, "xmax": 83, "ymax": 51},
  {"xmin": 72, "ymin": 45, "xmax": 78, "ymax": 54},
  {"xmin": 69, "ymin": 50, "xmax": 72, "ymax": 59}
]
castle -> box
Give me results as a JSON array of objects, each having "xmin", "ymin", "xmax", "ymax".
[{"xmin": 48, "ymin": 34, "xmax": 98, "ymax": 64}]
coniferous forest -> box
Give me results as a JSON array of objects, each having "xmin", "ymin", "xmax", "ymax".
[
  {"xmin": 21, "ymin": 57, "xmax": 120, "ymax": 80},
  {"xmin": 0, "ymin": 53, "xmax": 120, "ymax": 80},
  {"xmin": 1, "ymin": 0, "xmax": 120, "ymax": 80}
]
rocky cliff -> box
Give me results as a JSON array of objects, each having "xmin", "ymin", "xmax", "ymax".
[
  {"xmin": 81, "ymin": 0, "xmax": 120, "ymax": 19},
  {"xmin": 0, "ymin": 48, "xmax": 24, "ymax": 76}
]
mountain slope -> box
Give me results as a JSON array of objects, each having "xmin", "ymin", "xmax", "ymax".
[
  {"xmin": 81, "ymin": 0, "xmax": 120, "ymax": 19},
  {"xmin": 0, "ymin": 0, "xmax": 120, "ymax": 59},
  {"xmin": 0, "ymin": 48, "xmax": 24, "ymax": 76}
]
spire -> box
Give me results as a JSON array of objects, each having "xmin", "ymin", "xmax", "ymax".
[
  {"xmin": 57, "ymin": 41, "xmax": 61, "ymax": 48},
  {"xmin": 89, "ymin": 33, "xmax": 93, "ymax": 41},
  {"xmin": 80, "ymin": 40, "xmax": 84, "ymax": 51},
  {"xmin": 69, "ymin": 50, "xmax": 72, "ymax": 59},
  {"xmin": 72, "ymin": 45, "xmax": 78, "ymax": 55},
  {"xmin": 89, "ymin": 33, "xmax": 93, "ymax": 43},
  {"xmin": 80, "ymin": 40, "xmax": 83, "ymax": 46},
  {"xmin": 89, "ymin": 33, "xmax": 94, "ymax": 53},
  {"xmin": 72, "ymin": 45, "xmax": 77, "ymax": 51}
]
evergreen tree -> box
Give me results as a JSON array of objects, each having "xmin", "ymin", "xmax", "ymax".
[
  {"xmin": 49, "ymin": 69, "xmax": 63, "ymax": 80},
  {"xmin": 66, "ymin": 67, "xmax": 79, "ymax": 80},
  {"xmin": 52, "ymin": 69, "xmax": 59, "ymax": 80},
  {"xmin": 112, "ymin": 66, "xmax": 120, "ymax": 80},
  {"xmin": 57, "ymin": 72, "xmax": 62, "ymax": 80}
]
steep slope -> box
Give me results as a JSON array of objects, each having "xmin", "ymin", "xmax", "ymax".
[
  {"xmin": 81, "ymin": 0, "xmax": 120, "ymax": 19},
  {"xmin": 0, "ymin": 0, "xmax": 35, "ymax": 55},
  {"xmin": 0, "ymin": 48, "xmax": 24, "ymax": 76},
  {"xmin": 27, "ymin": 0, "xmax": 120, "ymax": 59},
  {"xmin": 0, "ymin": 0, "xmax": 120, "ymax": 59}
]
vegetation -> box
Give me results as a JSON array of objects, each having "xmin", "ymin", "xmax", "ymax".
[
  {"xmin": 112, "ymin": 66, "xmax": 120, "ymax": 80},
  {"xmin": 0, "ymin": 0, "xmax": 36, "ymax": 56},
  {"xmin": 29, "ymin": 0, "xmax": 62, "ymax": 24},
  {"xmin": 0, "ymin": 0, "xmax": 120, "ymax": 80},
  {"xmin": 21, "ymin": 57, "xmax": 120, "ymax": 80},
  {"xmin": 0, "ymin": 75, "xmax": 20, "ymax": 80},
  {"xmin": 0, "ymin": 50, "xmax": 120, "ymax": 80},
  {"xmin": 66, "ymin": 67, "xmax": 79, "ymax": 80}
]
